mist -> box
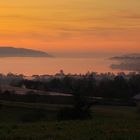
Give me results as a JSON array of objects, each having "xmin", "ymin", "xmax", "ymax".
[{"xmin": 110, "ymin": 54, "xmax": 140, "ymax": 72}]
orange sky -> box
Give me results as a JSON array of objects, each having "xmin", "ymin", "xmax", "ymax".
[{"xmin": 0, "ymin": 0, "xmax": 140, "ymax": 54}]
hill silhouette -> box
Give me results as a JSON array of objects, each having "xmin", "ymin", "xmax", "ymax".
[{"xmin": 0, "ymin": 47, "xmax": 51, "ymax": 57}]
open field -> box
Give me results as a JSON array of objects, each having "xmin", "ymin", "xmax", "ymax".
[{"xmin": 0, "ymin": 101, "xmax": 140, "ymax": 140}]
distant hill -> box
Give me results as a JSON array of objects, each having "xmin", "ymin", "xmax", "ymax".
[
  {"xmin": 110, "ymin": 53, "xmax": 140, "ymax": 60},
  {"xmin": 0, "ymin": 47, "xmax": 52, "ymax": 57},
  {"xmin": 110, "ymin": 53, "xmax": 140, "ymax": 72}
]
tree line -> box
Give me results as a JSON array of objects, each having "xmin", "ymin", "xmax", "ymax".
[{"xmin": 14, "ymin": 73, "xmax": 140, "ymax": 99}]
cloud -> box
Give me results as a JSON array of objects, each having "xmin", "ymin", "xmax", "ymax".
[
  {"xmin": 0, "ymin": 15, "xmax": 43, "ymax": 21},
  {"xmin": 116, "ymin": 11, "xmax": 140, "ymax": 20},
  {"xmin": 57, "ymin": 26, "xmax": 140, "ymax": 38},
  {"xmin": 121, "ymin": 14, "xmax": 140, "ymax": 19}
]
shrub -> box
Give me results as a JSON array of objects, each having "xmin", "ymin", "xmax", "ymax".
[
  {"xmin": 57, "ymin": 107, "xmax": 91, "ymax": 121},
  {"xmin": 137, "ymin": 102, "xmax": 140, "ymax": 114},
  {"xmin": 20, "ymin": 109, "xmax": 46, "ymax": 123}
]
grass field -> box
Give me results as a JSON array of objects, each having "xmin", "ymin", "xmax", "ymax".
[{"xmin": 0, "ymin": 101, "xmax": 140, "ymax": 140}]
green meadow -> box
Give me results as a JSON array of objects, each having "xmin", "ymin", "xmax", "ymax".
[{"xmin": 0, "ymin": 101, "xmax": 140, "ymax": 140}]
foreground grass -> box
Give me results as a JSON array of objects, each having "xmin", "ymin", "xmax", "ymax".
[
  {"xmin": 0, "ymin": 119, "xmax": 140, "ymax": 140},
  {"xmin": 0, "ymin": 101, "xmax": 140, "ymax": 140}
]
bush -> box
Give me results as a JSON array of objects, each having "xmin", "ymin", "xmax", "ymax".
[
  {"xmin": 20, "ymin": 109, "xmax": 46, "ymax": 123},
  {"xmin": 57, "ymin": 106, "xmax": 92, "ymax": 121},
  {"xmin": 137, "ymin": 103, "xmax": 140, "ymax": 114}
]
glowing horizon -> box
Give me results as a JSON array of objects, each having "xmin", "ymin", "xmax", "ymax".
[{"xmin": 0, "ymin": 0, "xmax": 140, "ymax": 54}]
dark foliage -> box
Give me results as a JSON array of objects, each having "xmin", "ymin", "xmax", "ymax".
[
  {"xmin": 57, "ymin": 107, "xmax": 91, "ymax": 120},
  {"xmin": 20, "ymin": 108, "xmax": 46, "ymax": 123},
  {"xmin": 20, "ymin": 74, "xmax": 140, "ymax": 99},
  {"xmin": 57, "ymin": 88, "xmax": 92, "ymax": 120}
]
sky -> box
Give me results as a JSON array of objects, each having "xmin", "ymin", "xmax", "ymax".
[{"xmin": 0, "ymin": 0, "xmax": 140, "ymax": 55}]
